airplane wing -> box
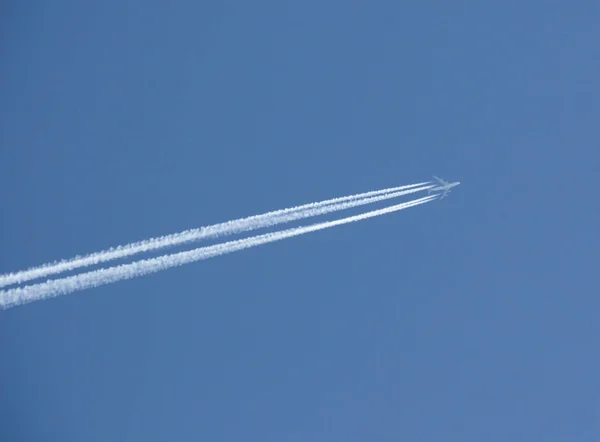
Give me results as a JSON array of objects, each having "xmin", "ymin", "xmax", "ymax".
[
  {"xmin": 440, "ymin": 188, "xmax": 451, "ymax": 199},
  {"xmin": 433, "ymin": 176, "xmax": 448, "ymax": 185}
]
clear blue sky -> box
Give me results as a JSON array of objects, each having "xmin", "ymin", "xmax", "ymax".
[{"xmin": 1, "ymin": 1, "xmax": 599, "ymax": 441}]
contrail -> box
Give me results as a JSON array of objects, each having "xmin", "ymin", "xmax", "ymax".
[
  {"xmin": 0, "ymin": 194, "xmax": 437, "ymax": 310},
  {"xmin": 0, "ymin": 182, "xmax": 431, "ymax": 288}
]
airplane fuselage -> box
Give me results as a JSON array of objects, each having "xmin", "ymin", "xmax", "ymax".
[{"xmin": 429, "ymin": 182, "xmax": 460, "ymax": 192}]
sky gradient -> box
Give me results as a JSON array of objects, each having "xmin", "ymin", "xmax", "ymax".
[{"xmin": 1, "ymin": 1, "xmax": 599, "ymax": 441}]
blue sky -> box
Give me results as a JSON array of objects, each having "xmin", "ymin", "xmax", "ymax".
[{"xmin": 1, "ymin": 1, "xmax": 599, "ymax": 441}]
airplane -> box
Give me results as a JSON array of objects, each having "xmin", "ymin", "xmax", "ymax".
[{"xmin": 428, "ymin": 176, "xmax": 460, "ymax": 199}]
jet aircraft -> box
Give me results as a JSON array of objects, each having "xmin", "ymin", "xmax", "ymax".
[{"xmin": 428, "ymin": 176, "xmax": 460, "ymax": 199}]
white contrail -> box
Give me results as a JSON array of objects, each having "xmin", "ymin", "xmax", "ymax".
[
  {"xmin": 0, "ymin": 182, "xmax": 431, "ymax": 288},
  {"xmin": 0, "ymin": 194, "xmax": 437, "ymax": 310}
]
